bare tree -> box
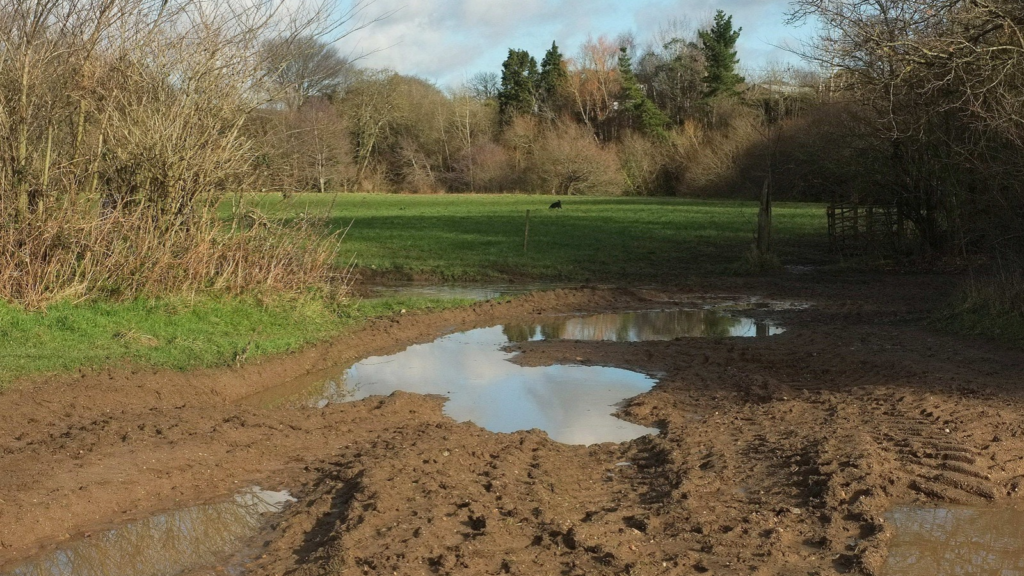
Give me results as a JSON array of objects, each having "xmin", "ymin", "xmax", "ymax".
[
  {"xmin": 467, "ymin": 72, "xmax": 500, "ymax": 101},
  {"xmin": 566, "ymin": 36, "xmax": 622, "ymax": 140},
  {"xmin": 0, "ymin": 0, "xmax": 378, "ymax": 220},
  {"xmin": 263, "ymin": 35, "xmax": 354, "ymax": 110}
]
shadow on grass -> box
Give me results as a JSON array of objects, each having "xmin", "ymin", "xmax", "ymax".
[{"xmin": 320, "ymin": 211, "xmax": 828, "ymax": 283}]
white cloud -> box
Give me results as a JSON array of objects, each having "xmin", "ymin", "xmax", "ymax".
[{"xmin": 337, "ymin": 0, "xmax": 808, "ymax": 86}]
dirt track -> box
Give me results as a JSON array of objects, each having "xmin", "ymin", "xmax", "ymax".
[{"xmin": 3, "ymin": 275, "xmax": 1024, "ymax": 575}]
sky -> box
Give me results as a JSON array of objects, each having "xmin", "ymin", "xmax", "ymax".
[{"xmin": 336, "ymin": 0, "xmax": 814, "ymax": 88}]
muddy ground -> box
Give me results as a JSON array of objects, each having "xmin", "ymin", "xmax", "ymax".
[{"xmin": 2, "ymin": 275, "xmax": 1024, "ymax": 575}]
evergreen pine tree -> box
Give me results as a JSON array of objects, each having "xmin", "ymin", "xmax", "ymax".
[
  {"xmin": 498, "ymin": 49, "xmax": 539, "ymax": 124},
  {"xmin": 617, "ymin": 47, "xmax": 669, "ymax": 138},
  {"xmin": 698, "ymin": 10, "xmax": 745, "ymax": 98},
  {"xmin": 537, "ymin": 41, "xmax": 568, "ymax": 116}
]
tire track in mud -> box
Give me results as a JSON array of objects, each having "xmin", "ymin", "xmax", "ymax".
[
  {"xmin": 869, "ymin": 392, "xmax": 1000, "ymax": 503},
  {"xmin": 616, "ymin": 373, "xmax": 854, "ymax": 575},
  {"xmin": 563, "ymin": 302, "xmax": 1024, "ymax": 575},
  {"xmin": 791, "ymin": 384, "xmax": 1022, "ymax": 574}
]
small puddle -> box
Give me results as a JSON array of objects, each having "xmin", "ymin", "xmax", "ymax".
[
  {"xmin": 243, "ymin": 308, "xmax": 787, "ymax": 444},
  {"xmin": 884, "ymin": 505, "xmax": 1024, "ymax": 575},
  {"xmin": 2, "ymin": 488, "xmax": 294, "ymax": 576},
  {"xmin": 368, "ymin": 283, "xmax": 575, "ymax": 301}
]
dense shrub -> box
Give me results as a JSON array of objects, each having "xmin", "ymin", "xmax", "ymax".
[
  {"xmin": 0, "ymin": 0, "xmax": 356, "ymax": 306},
  {"xmin": 620, "ymin": 132, "xmax": 674, "ymax": 196},
  {"xmin": 532, "ymin": 123, "xmax": 623, "ymax": 196}
]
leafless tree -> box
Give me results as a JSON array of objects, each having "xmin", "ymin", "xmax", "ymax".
[
  {"xmin": 566, "ymin": 36, "xmax": 621, "ymax": 140},
  {"xmin": 0, "ymin": 0, "xmax": 377, "ymax": 220},
  {"xmin": 263, "ymin": 35, "xmax": 355, "ymax": 110},
  {"xmin": 467, "ymin": 72, "xmax": 500, "ymax": 101}
]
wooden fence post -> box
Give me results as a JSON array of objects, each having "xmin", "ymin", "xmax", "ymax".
[{"xmin": 524, "ymin": 209, "xmax": 530, "ymax": 253}]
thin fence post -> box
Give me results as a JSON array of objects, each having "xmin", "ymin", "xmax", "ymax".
[
  {"xmin": 524, "ymin": 209, "xmax": 530, "ymax": 252},
  {"xmin": 827, "ymin": 205, "xmax": 836, "ymax": 253}
]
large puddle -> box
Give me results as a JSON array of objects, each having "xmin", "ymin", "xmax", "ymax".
[
  {"xmin": 2, "ymin": 488, "xmax": 294, "ymax": 576},
  {"xmin": 884, "ymin": 505, "xmax": 1024, "ymax": 575},
  {"xmin": 243, "ymin": 308, "xmax": 786, "ymax": 445}
]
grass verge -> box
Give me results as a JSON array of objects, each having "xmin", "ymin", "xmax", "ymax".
[{"xmin": 0, "ymin": 295, "xmax": 471, "ymax": 387}]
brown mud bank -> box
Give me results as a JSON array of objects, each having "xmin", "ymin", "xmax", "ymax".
[{"xmin": 4, "ymin": 276, "xmax": 1024, "ymax": 575}]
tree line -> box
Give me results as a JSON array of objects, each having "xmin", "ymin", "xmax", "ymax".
[
  {"xmin": 252, "ymin": 10, "xmax": 824, "ymax": 199},
  {"xmin": 255, "ymin": 0, "xmax": 1024, "ymax": 269}
]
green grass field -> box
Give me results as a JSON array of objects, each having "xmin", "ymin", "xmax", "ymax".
[
  {"xmin": 4, "ymin": 194, "xmax": 829, "ymax": 385},
  {"xmin": 241, "ymin": 194, "xmax": 829, "ymax": 282}
]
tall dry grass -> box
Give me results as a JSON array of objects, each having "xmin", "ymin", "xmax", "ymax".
[{"xmin": 1, "ymin": 202, "xmax": 347, "ymax": 309}]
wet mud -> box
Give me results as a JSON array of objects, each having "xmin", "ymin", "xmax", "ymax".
[{"xmin": 3, "ymin": 276, "xmax": 1024, "ymax": 575}]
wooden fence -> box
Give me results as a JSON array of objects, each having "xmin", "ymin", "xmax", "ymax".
[{"xmin": 827, "ymin": 203, "xmax": 908, "ymax": 255}]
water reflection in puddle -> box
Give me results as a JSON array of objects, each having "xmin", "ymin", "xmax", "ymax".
[
  {"xmin": 243, "ymin": 308, "xmax": 786, "ymax": 445},
  {"xmin": 2, "ymin": 488, "xmax": 294, "ymax": 576},
  {"xmin": 884, "ymin": 505, "xmax": 1024, "ymax": 575},
  {"xmin": 504, "ymin": 308, "xmax": 784, "ymax": 341},
  {"xmin": 337, "ymin": 326, "xmax": 656, "ymax": 444}
]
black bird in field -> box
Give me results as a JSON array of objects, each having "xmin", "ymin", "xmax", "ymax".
[{"xmin": 549, "ymin": 200, "xmax": 562, "ymax": 209}]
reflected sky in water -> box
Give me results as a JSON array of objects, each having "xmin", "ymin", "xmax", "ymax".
[
  {"xmin": 885, "ymin": 505, "xmax": 1024, "ymax": 575},
  {"xmin": 342, "ymin": 326, "xmax": 658, "ymax": 445},
  {"xmin": 243, "ymin": 309, "xmax": 787, "ymax": 444},
  {"xmin": 2, "ymin": 489, "xmax": 293, "ymax": 576}
]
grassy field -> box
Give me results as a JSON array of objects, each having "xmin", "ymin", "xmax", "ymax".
[
  {"xmin": 4, "ymin": 194, "xmax": 829, "ymax": 385},
  {"xmin": 241, "ymin": 194, "xmax": 829, "ymax": 282}
]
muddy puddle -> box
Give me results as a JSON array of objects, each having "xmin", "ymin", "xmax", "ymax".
[
  {"xmin": 243, "ymin": 308, "xmax": 787, "ymax": 444},
  {"xmin": 1, "ymin": 488, "xmax": 293, "ymax": 576},
  {"xmin": 884, "ymin": 504, "xmax": 1024, "ymax": 575},
  {"xmin": 251, "ymin": 325, "xmax": 659, "ymax": 444}
]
